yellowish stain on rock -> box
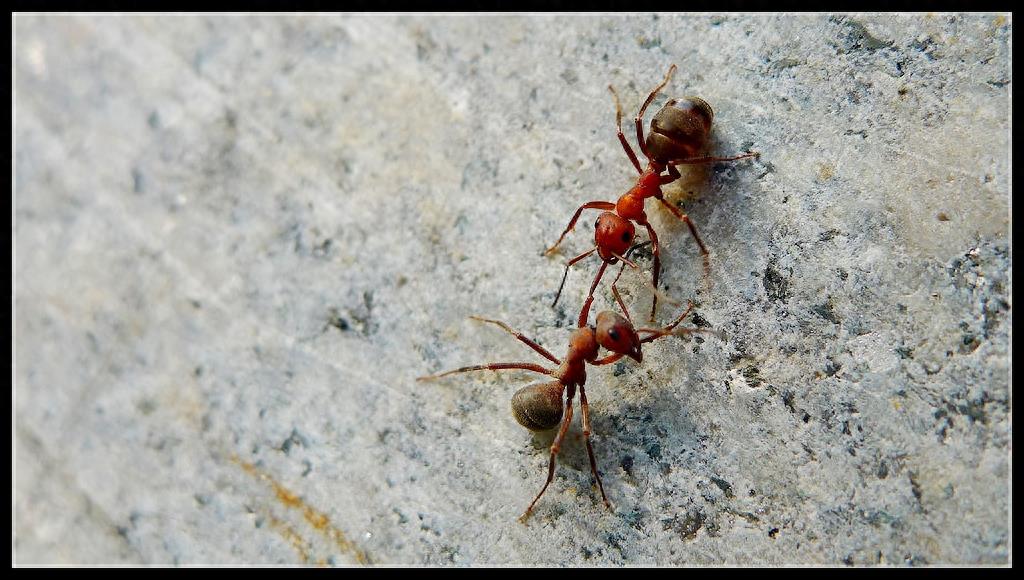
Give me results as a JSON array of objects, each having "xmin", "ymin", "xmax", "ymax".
[
  {"xmin": 232, "ymin": 456, "xmax": 370, "ymax": 565},
  {"xmin": 816, "ymin": 163, "xmax": 835, "ymax": 182}
]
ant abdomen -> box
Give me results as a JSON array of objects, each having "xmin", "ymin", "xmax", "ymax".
[
  {"xmin": 646, "ymin": 96, "xmax": 714, "ymax": 164},
  {"xmin": 511, "ymin": 381, "xmax": 565, "ymax": 431}
]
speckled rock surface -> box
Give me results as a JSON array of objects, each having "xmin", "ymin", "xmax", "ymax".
[{"xmin": 15, "ymin": 13, "xmax": 1010, "ymax": 566}]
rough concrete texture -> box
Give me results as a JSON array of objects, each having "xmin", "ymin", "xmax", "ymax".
[{"xmin": 15, "ymin": 13, "xmax": 1010, "ymax": 566}]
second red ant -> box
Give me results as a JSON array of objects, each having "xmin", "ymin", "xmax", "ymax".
[{"xmin": 417, "ymin": 300, "xmax": 718, "ymax": 522}]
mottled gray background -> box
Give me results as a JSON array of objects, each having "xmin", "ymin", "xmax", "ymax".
[{"xmin": 15, "ymin": 13, "xmax": 1011, "ymax": 566}]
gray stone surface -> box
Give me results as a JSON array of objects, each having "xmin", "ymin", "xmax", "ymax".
[{"xmin": 14, "ymin": 13, "xmax": 1010, "ymax": 566}]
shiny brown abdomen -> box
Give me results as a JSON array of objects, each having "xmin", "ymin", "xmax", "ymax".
[{"xmin": 645, "ymin": 96, "xmax": 714, "ymax": 164}]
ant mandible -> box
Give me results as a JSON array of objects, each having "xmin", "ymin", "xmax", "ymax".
[
  {"xmin": 546, "ymin": 64, "xmax": 759, "ymax": 323},
  {"xmin": 417, "ymin": 301, "xmax": 710, "ymax": 522}
]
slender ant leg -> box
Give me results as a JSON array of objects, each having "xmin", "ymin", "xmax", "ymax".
[
  {"xmin": 655, "ymin": 197, "xmax": 709, "ymax": 256},
  {"xmin": 469, "ymin": 316, "xmax": 562, "ymax": 365},
  {"xmin": 579, "ymin": 385, "xmax": 611, "ymax": 510},
  {"xmin": 641, "ymin": 223, "xmax": 662, "ymax": 321},
  {"xmin": 608, "ymin": 85, "xmax": 642, "ymax": 175},
  {"xmin": 544, "ymin": 201, "xmax": 616, "ymax": 256},
  {"xmin": 519, "ymin": 385, "xmax": 577, "ymax": 522},
  {"xmin": 553, "ymin": 248, "xmax": 597, "ymax": 309},
  {"xmin": 577, "ymin": 261, "xmax": 610, "ymax": 328},
  {"xmin": 635, "ymin": 64, "xmax": 677, "ymax": 159},
  {"xmin": 417, "ymin": 362, "xmax": 556, "ymax": 382},
  {"xmin": 667, "ymin": 151, "xmax": 759, "ymax": 166}
]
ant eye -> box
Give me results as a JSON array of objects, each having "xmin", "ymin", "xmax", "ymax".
[
  {"xmin": 621, "ymin": 232, "xmax": 631, "ymax": 243},
  {"xmin": 608, "ymin": 328, "xmax": 620, "ymax": 341}
]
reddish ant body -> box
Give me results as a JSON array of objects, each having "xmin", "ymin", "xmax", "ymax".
[
  {"xmin": 547, "ymin": 64, "xmax": 758, "ymax": 323},
  {"xmin": 418, "ymin": 302, "xmax": 710, "ymax": 521}
]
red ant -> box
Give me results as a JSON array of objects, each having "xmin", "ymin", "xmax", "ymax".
[
  {"xmin": 547, "ymin": 64, "xmax": 758, "ymax": 324},
  {"xmin": 417, "ymin": 301, "xmax": 714, "ymax": 522}
]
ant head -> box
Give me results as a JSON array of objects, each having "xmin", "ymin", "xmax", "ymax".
[
  {"xmin": 568, "ymin": 326, "xmax": 600, "ymax": 362},
  {"xmin": 594, "ymin": 212, "xmax": 636, "ymax": 262},
  {"xmin": 595, "ymin": 311, "xmax": 642, "ymax": 363}
]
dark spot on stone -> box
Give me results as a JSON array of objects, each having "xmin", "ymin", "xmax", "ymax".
[
  {"xmin": 877, "ymin": 461, "xmax": 889, "ymax": 479},
  {"xmin": 763, "ymin": 260, "xmax": 791, "ymax": 302},
  {"xmin": 768, "ymin": 527, "xmax": 779, "ymax": 538},
  {"xmin": 909, "ymin": 471, "xmax": 923, "ymax": 506},
  {"xmin": 327, "ymin": 307, "xmax": 350, "ymax": 332},
  {"xmin": 689, "ymin": 312, "xmax": 711, "ymax": 328},
  {"xmin": 710, "ymin": 477, "xmax": 734, "ymax": 498},
  {"xmin": 937, "ymin": 212, "xmax": 950, "ymax": 221},
  {"xmin": 741, "ymin": 365, "xmax": 762, "ymax": 387},
  {"xmin": 813, "ymin": 299, "xmax": 841, "ymax": 324},
  {"xmin": 819, "ymin": 229, "xmax": 840, "ymax": 242},
  {"xmin": 646, "ymin": 443, "xmax": 661, "ymax": 460},
  {"xmin": 664, "ymin": 510, "xmax": 704, "ymax": 541},
  {"xmin": 843, "ymin": 555, "xmax": 854, "ymax": 566},
  {"xmin": 802, "ymin": 412, "xmax": 811, "ymax": 423},
  {"xmin": 638, "ymin": 35, "xmax": 661, "ymax": 49},
  {"xmin": 782, "ymin": 390, "xmax": 796, "ymax": 414},
  {"xmin": 280, "ymin": 428, "xmax": 308, "ymax": 455},
  {"xmin": 836, "ymin": 268, "xmax": 848, "ymax": 280},
  {"xmin": 137, "ymin": 398, "xmax": 157, "ymax": 415},
  {"xmin": 613, "ymin": 362, "xmax": 628, "ymax": 377},
  {"xmin": 895, "ymin": 346, "xmax": 914, "ymax": 359},
  {"xmin": 834, "ymin": 17, "xmax": 893, "ymax": 52},
  {"xmin": 621, "ymin": 455, "xmax": 634, "ymax": 476},
  {"xmin": 393, "ymin": 508, "xmax": 409, "ymax": 524},
  {"xmin": 193, "ymin": 366, "xmax": 204, "ymax": 377},
  {"xmin": 959, "ymin": 333, "xmax": 981, "ymax": 354},
  {"xmin": 147, "ymin": 111, "xmax": 161, "ymax": 129},
  {"xmin": 131, "ymin": 168, "xmax": 145, "ymax": 194},
  {"xmin": 824, "ymin": 359, "xmax": 842, "ymax": 377}
]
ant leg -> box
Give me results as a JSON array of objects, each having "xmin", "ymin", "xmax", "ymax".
[
  {"xmin": 636, "ymin": 64, "xmax": 677, "ymax": 159},
  {"xmin": 520, "ymin": 386, "xmax": 577, "ymax": 522},
  {"xmin": 608, "ymin": 85, "xmax": 642, "ymax": 174},
  {"xmin": 609, "ymin": 240, "xmax": 655, "ymax": 323},
  {"xmin": 638, "ymin": 301, "xmax": 694, "ymax": 341},
  {"xmin": 659, "ymin": 163, "xmax": 682, "ymax": 185},
  {"xmin": 417, "ymin": 362, "xmax": 555, "ymax": 382},
  {"xmin": 469, "ymin": 316, "xmax": 562, "ymax": 365},
  {"xmin": 667, "ymin": 151, "xmax": 759, "ymax": 165},
  {"xmin": 636, "ymin": 301, "xmax": 724, "ymax": 343},
  {"xmin": 578, "ymin": 261, "xmax": 610, "ymax": 328},
  {"xmin": 656, "ymin": 197, "xmax": 712, "ymax": 287},
  {"xmin": 608, "ymin": 261, "xmax": 634, "ymax": 325},
  {"xmin": 591, "ymin": 352, "xmax": 624, "ymax": 366},
  {"xmin": 544, "ymin": 202, "xmax": 616, "ymax": 256},
  {"xmin": 641, "ymin": 223, "xmax": 662, "ymax": 322},
  {"xmin": 579, "ymin": 385, "xmax": 611, "ymax": 510},
  {"xmin": 655, "ymin": 197, "xmax": 709, "ymax": 256},
  {"xmin": 553, "ymin": 248, "xmax": 597, "ymax": 309}
]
